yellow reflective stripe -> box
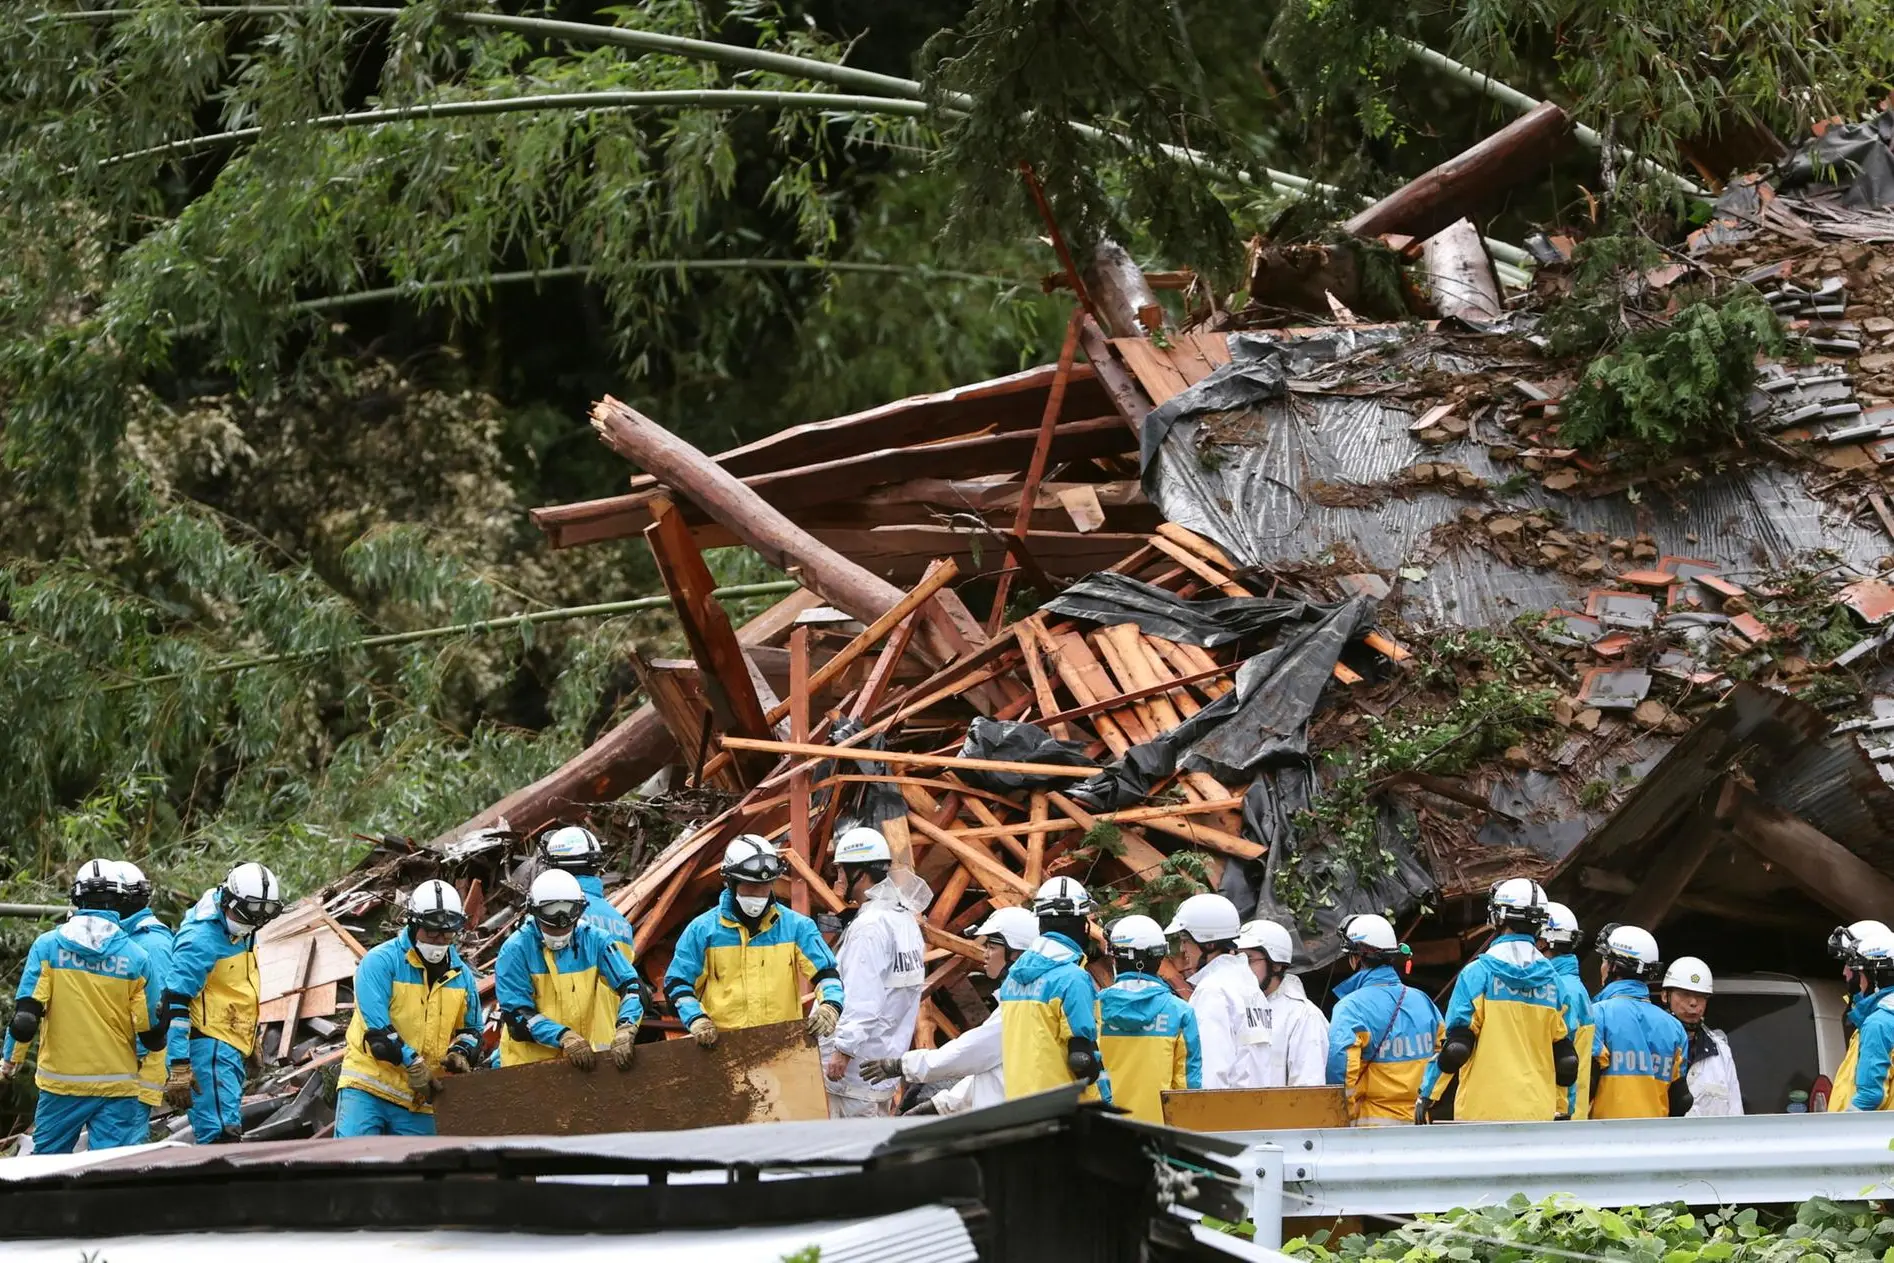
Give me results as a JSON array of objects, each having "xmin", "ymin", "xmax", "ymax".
[{"xmin": 36, "ymin": 1069, "xmax": 138, "ymax": 1084}]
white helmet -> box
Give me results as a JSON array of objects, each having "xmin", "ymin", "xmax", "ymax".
[
  {"xmin": 973, "ymin": 906, "xmax": 1039, "ymax": 952},
  {"xmin": 1540, "ymin": 902, "xmax": 1580, "ymax": 947},
  {"xmin": 721, "ymin": 834, "xmax": 785, "ymax": 884},
  {"xmin": 540, "ymin": 825, "xmax": 603, "ymax": 873},
  {"xmin": 1854, "ymin": 929, "xmax": 1894, "ymax": 967},
  {"xmin": 1662, "ymin": 956, "xmax": 1713, "ymax": 994},
  {"xmin": 833, "ymin": 827, "xmax": 892, "ymax": 868},
  {"xmin": 1598, "ymin": 923, "xmax": 1662, "ymax": 980},
  {"xmin": 1830, "ymin": 920, "xmax": 1893, "ymax": 960},
  {"xmin": 406, "ymin": 880, "xmax": 467, "ymax": 933},
  {"xmin": 1033, "ymin": 876, "xmax": 1094, "ymax": 919},
  {"xmin": 220, "ymin": 862, "xmax": 284, "ymax": 930},
  {"xmin": 113, "ymin": 860, "xmax": 151, "ymax": 910},
  {"xmin": 1488, "ymin": 876, "xmax": 1549, "ymax": 929},
  {"xmin": 1108, "ymin": 915, "xmax": 1168, "ymax": 955},
  {"xmin": 1340, "ymin": 913, "xmax": 1399, "ymax": 955},
  {"xmin": 1236, "ymin": 918, "xmax": 1296, "ymax": 965},
  {"xmin": 528, "ymin": 868, "xmax": 587, "ymax": 938},
  {"xmin": 1163, "ymin": 893, "xmax": 1241, "ymax": 945},
  {"xmin": 71, "ymin": 859, "xmax": 119, "ymax": 910}
]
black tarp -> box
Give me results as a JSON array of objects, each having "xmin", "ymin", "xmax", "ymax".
[
  {"xmin": 824, "ymin": 717, "xmax": 907, "ymax": 833},
  {"xmin": 956, "ymin": 717, "xmax": 1096, "ymax": 795},
  {"xmin": 1039, "ymin": 571, "xmax": 1334, "ymax": 648},
  {"xmin": 1780, "ymin": 110, "xmax": 1894, "ymax": 208}
]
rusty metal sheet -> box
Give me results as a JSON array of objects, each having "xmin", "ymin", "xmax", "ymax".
[{"xmin": 434, "ymin": 1021, "xmax": 829, "ymax": 1136}]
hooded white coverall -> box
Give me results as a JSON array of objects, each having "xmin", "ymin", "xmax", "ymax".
[
  {"xmin": 821, "ymin": 876, "xmax": 926, "ymax": 1117},
  {"xmin": 1186, "ymin": 952, "xmax": 1271, "ymax": 1089},
  {"xmin": 1260, "ymin": 972, "xmax": 1331, "ymax": 1087},
  {"xmin": 1683, "ymin": 1026, "xmax": 1744, "ymax": 1117}
]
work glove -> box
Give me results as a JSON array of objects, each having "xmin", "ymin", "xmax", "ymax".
[
  {"xmin": 805, "ymin": 1001, "xmax": 841, "ymax": 1039},
  {"xmin": 857, "ymin": 1057, "xmax": 905, "ymax": 1085},
  {"xmin": 164, "ymin": 1062, "xmax": 198, "ymax": 1112},
  {"xmin": 405, "ymin": 1058, "xmax": 432, "ymax": 1097},
  {"xmin": 0, "ymin": 1060, "xmax": 17, "ymax": 1081},
  {"xmin": 559, "ymin": 1029, "xmax": 596, "ymax": 1071},
  {"xmin": 612, "ymin": 1023, "xmax": 638, "ymax": 1071},
  {"xmin": 1412, "ymin": 1096, "xmax": 1432, "ymax": 1126},
  {"xmin": 441, "ymin": 1048, "xmax": 475, "ymax": 1076},
  {"xmin": 688, "ymin": 1016, "xmax": 719, "ymax": 1048}
]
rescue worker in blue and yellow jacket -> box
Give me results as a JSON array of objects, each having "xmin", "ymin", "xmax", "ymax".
[
  {"xmin": 2, "ymin": 860, "xmax": 164, "ymax": 1155},
  {"xmin": 1588, "ymin": 924, "xmax": 1690, "ymax": 1118},
  {"xmin": 1539, "ymin": 902, "xmax": 1595, "ymax": 1120},
  {"xmin": 496, "ymin": 869, "xmax": 645, "ymax": 1069},
  {"xmin": 1418, "ymin": 877, "xmax": 1575, "ymax": 1123},
  {"xmin": 665, "ymin": 836, "xmax": 842, "ymax": 1048},
  {"xmin": 1827, "ymin": 920, "xmax": 1891, "ymax": 1111},
  {"xmin": 111, "ymin": 860, "xmax": 174, "ymax": 1137},
  {"xmin": 999, "ymin": 877, "xmax": 1110, "ymax": 1103},
  {"xmin": 1097, "ymin": 914, "xmax": 1198, "ymax": 1123},
  {"xmin": 161, "ymin": 862, "xmax": 285, "ymax": 1144},
  {"xmin": 539, "ymin": 825, "xmax": 638, "ymax": 1039},
  {"xmin": 1838, "ymin": 927, "xmax": 1894, "ymax": 1112},
  {"xmin": 336, "ymin": 881, "xmax": 485, "ymax": 1137},
  {"xmin": 1325, "ymin": 914, "xmax": 1441, "ymax": 1125}
]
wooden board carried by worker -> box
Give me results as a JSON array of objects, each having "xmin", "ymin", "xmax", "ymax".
[
  {"xmin": 434, "ymin": 1020, "xmax": 828, "ymax": 1135},
  {"xmin": 1161, "ymin": 1086, "xmax": 1348, "ymax": 1132}
]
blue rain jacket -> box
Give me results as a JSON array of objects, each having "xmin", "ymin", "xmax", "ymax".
[
  {"xmin": 1325, "ymin": 965, "xmax": 1443, "ymax": 1123},
  {"xmin": 495, "ymin": 918, "xmax": 644, "ymax": 1065},
  {"xmin": 163, "ymin": 891, "xmax": 261, "ymax": 1064},
  {"xmin": 998, "ymin": 932, "xmax": 1110, "ymax": 1103},
  {"xmin": 1419, "ymin": 934, "xmax": 1568, "ymax": 1121},
  {"xmin": 1589, "ymin": 979, "xmax": 1689, "ymax": 1118},
  {"xmin": 664, "ymin": 891, "xmax": 841, "ymax": 1030},
  {"xmin": 119, "ymin": 907, "xmax": 174, "ymax": 1109},
  {"xmin": 1548, "ymin": 954, "xmax": 1595, "ymax": 1119},
  {"xmin": 1847, "ymin": 985, "xmax": 1894, "ymax": 1111},
  {"xmin": 1097, "ymin": 970, "xmax": 1199, "ymax": 1123}
]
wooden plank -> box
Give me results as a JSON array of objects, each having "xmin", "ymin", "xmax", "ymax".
[
  {"xmin": 788, "ymin": 626, "xmax": 813, "ymax": 915},
  {"xmin": 643, "ymin": 495, "xmax": 775, "ymax": 770},
  {"xmin": 948, "ymin": 796, "xmax": 1246, "ymax": 841},
  {"xmin": 1718, "ymin": 781, "xmax": 1894, "ymax": 923},
  {"xmin": 1078, "ymin": 314, "xmax": 1156, "ymax": 433},
  {"xmin": 1026, "ymin": 792, "xmax": 1050, "ymax": 887},
  {"xmin": 1162, "ymin": 1086, "xmax": 1348, "ymax": 1132},
  {"xmin": 1112, "ymin": 336, "xmax": 1194, "ymax": 403},
  {"xmin": 255, "ymin": 981, "xmax": 336, "ymax": 1026},
  {"xmin": 720, "ymin": 736, "xmax": 1099, "ymax": 778},
  {"xmin": 1620, "ymin": 807, "xmax": 1724, "ymax": 931},
  {"xmin": 1045, "ymin": 793, "xmax": 1174, "ymax": 882},
  {"xmin": 1090, "ymin": 628, "xmax": 1168, "ymax": 739},
  {"xmin": 921, "ymin": 919, "xmax": 983, "ymax": 963},
  {"xmin": 273, "ymin": 935, "xmax": 318, "ymax": 1062},
  {"xmin": 630, "ymin": 650, "xmax": 735, "ymax": 791},
  {"xmin": 435, "ymin": 1021, "xmax": 826, "ymax": 1135},
  {"xmin": 906, "ymin": 813, "xmax": 1035, "ymax": 901},
  {"xmin": 1344, "ymin": 101, "xmax": 1574, "ymax": 242},
  {"xmin": 1149, "ymin": 535, "xmax": 1247, "ymax": 598},
  {"xmin": 1156, "ymin": 522, "xmax": 1238, "ymax": 572},
  {"xmin": 990, "ymin": 311, "xmax": 1085, "ymax": 630},
  {"xmin": 1015, "ymin": 621, "xmax": 1072, "ymax": 740},
  {"xmin": 1052, "ymin": 630, "xmax": 1153, "ymax": 745},
  {"xmin": 781, "ymin": 841, "xmax": 847, "ymax": 914},
  {"xmin": 928, "ymin": 865, "xmax": 975, "ymax": 930}
]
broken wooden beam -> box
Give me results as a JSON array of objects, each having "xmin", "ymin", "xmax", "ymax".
[
  {"xmin": 719, "ymin": 735, "xmax": 1100, "ymax": 779},
  {"xmin": 1718, "ymin": 781, "xmax": 1894, "ymax": 924},
  {"xmin": 1082, "ymin": 239, "xmax": 1165, "ymax": 339},
  {"xmin": 1420, "ymin": 218, "xmax": 1503, "ymax": 322},
  {"xmin": 1077, "ymin": 315, "xmax": 1155, "ymax": 438},
  {"xmin": 428, "ymin": 589, "xmax": 820, "ymax": 847},
  {"xmin": 1344, "ymin": 101, "xmax": 1575, "ymax": 242},
  {"xmin": 990, "ymin": 311, "xmax": 1084, "ymax": 629}
]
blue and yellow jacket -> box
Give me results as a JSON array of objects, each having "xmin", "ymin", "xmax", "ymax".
[
  {"xmin": 4, "ymin": 912, "xmax": 161, "ymax": 1098},
  {"xmin": 577, "ymin": 874, "xmax": 639, "ymax": 1037},
  {"xmin": 1098, "ymin": 970, "xmax": 1198, "ymax": 1124},
  {"xmin": 496, "ymin": 918, "xmax": 643, "ymax": 1066},
  {"xmin": 1548, "ymin": 954, "xmax": 1595, "ymax": 1119},
  {"xmin": 120, "ymin": 907, "xmax": 175, "ymax": 1108},
  {"xmin": 1326, "ymin": 964, "xmax": 1442, "ymax": 1123},
  {"xmin": 1589, "ymin": 979, "xmax": 1689, "ymax": 1118},
  {"xmin": 998, "ymin": 932, "xmax": 1110, "ymax": 1103},
  {"xmin": 664, "ymin": 891, "xmax": 841, "ymax": 1031},
  {"xmin": 1845, "ymin": 985, "xmax": 1894, "ymax": 1111},
  {"xmin": 1833, "ymin": 1028, "xmax": 1863, "ymax": 1112},
  {"xmin": 164, "ymin": 891, "xmax": 261, "ymax": 1065},
  {"xmin": 340, "ymin": 929, "xmax": 483, "ymax": 1110},
  {"xmin": 1421, "ymin": 934, "xmax": 1568, "ymax": 1122}
]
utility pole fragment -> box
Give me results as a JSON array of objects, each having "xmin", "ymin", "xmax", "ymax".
[{"xmin": 788, "ymin": 625, "xmax": 813, "ymax": 915}]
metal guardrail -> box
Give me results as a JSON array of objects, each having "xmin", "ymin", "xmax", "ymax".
[{"xmin": 1229, "ymin": 1112, "xmax": 1894, "ymax": 1249}]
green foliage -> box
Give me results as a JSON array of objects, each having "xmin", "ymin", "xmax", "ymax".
[
  {"xmin": 1561, "ymin": 292, "xmax": 1786, "ymax": 453},
  {"xmin": 1288, "ymin": 1195, "xmax": 1894, "ymax": 1263},
  {"xmin": 1117, "ymin": 851, "xmax": 1216, "ymax": 927}
]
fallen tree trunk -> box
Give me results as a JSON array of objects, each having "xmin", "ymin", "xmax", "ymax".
[
  {"xmin": 1421, "ymin": 218, "xmax": 1503, "ymax": 321},
  {"xmin": 429, "ymin": 589, "xmax": 820, "ymax": 846},
  {"xmin": 1344, "ymin": 101, "xmax": 1574, "ymax": 242}
]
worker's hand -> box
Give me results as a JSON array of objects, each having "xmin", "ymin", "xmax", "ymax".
[
  {"xmin": 426, "ymin": 1077, "xmax": 447, "ymax": 1105},
  {"xmin": 612, "ymin": 1023, "xmax": 639, "ymax": 1071},
  {"xmin": 688, "ymin": 1016, "xmax": 719, "ymax": 1048},
  {"xmin": 1412, "ymin": 1097, "xmax": 1431, "ymax": 1126},
  {"xmin": 0, "ymin": 1060, "xmax": 17, "ymax": 1081},
  {"xmin": 441, "ymin": 1048, "xmax": 475, "ymax": 1076},
  {"xmin": 164, "ymin": 1062, "xmax": 198, "ymax": 1111},
  {"xmin": 823, "ymin": 1051, "xmax": 851, "ymax": 1082},
  {"xmin": 405, "ymin": 1058, "xmax": 432, "ymax": 1097},
  {"xmin": 559, "ymin": 1030, "xmax": 596, "ymax": 1071},
  {"xmin": 857, "ymin": 1057, "xmax": 905, "ymax": 1085},
  {"xmin": 805, "ymin": 1002, "xmax": 841, "ymax": 1039}
]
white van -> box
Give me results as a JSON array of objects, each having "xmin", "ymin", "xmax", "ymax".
[{"xmin": 1715, "ymin": 974, "xmax": 1848, "ymax": 1113}]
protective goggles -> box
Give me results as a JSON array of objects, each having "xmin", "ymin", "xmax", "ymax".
[
  {"xmin": 724, "ymin": 857, "xmax": 785, "ymax": 884},
  {"xmin": 225, "ymin": 892, "xmax": 284, "ymax": 924},
  {"xmin": 532, "ymin": 899, "xmax": 585, "ymax": 931},
  {"xmin": 410, "ymin": 906, "xmax": 467, "ymax": 933}
]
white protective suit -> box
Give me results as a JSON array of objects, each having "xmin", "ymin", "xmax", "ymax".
[
  {"xmin": 1259, "ymin": 972, "xmax": 1331, "ymax": 1087},
  {"xmin": 1683, "ymin": 1026, "xmax": 1744, "ymax": 1117},
  {"xmin": 821, "ymin": 876, "xmax": 926, "ymax": 1117},
  {"xmin": 1186, "ymin": 952, "xmax": 1271, "ymax": 1089},
  {"xmin": 900, "ymin": 1006, "xmax": 1003, "ymax": 1115}
]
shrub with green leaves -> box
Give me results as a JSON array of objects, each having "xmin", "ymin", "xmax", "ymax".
[
  {"xmin": 1288, "ymin": 1196, "xmax": 1894, "ymax": 1263},
  {"xmin": 1560, "ymin": 292, "xmax": 1786, "ymax": 454}
]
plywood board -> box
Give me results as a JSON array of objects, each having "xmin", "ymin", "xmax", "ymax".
[
  {"xmin": 1161, "ymin": 1086, "xmax": 1348, "ymax": 1132},
  {"xmin": 256, "ymin": 925, "xmax": 361, "ymax": 1001},
  {"xmin": 434, "ymin": 1020, "xmax": 828, "ymax": 1136},
  {"xmin": 256, "ymin": 982, "xmax": 337, "ymax": 1025}
]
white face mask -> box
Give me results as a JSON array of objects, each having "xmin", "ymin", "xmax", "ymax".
[
  {"xmin": 736, "ymin": 894, "xmax": 771, "ymax": 919},
  {"xmin": 415, "ymin": 940, "xmax": 450, "ymax": 965},
  {"xmin": 223, "ymin": 912, "xmax": 255, "ymax": 938},
  {"xmin": 541, "ymin": 928, "xmax": 573, "ymax": 951}
]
